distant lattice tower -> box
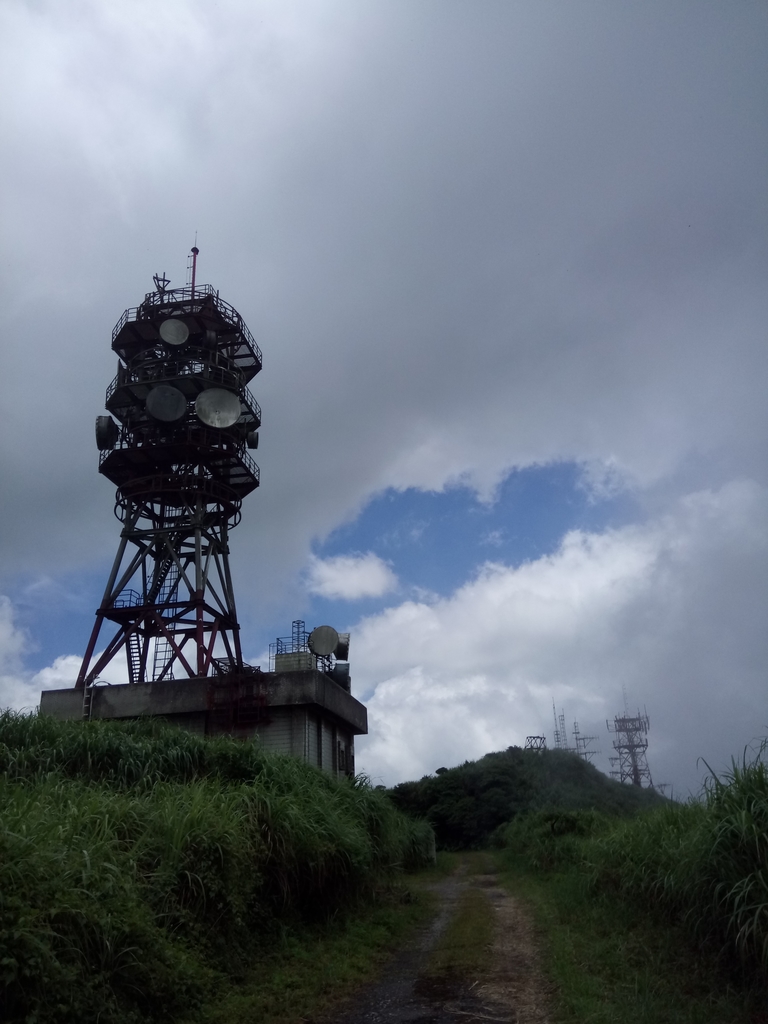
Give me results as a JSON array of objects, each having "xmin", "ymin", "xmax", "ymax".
[
  {"xmin": 552, "ymin": 702, "xmax": 572, "ymax": 752},
  {"xmin": 607, "ymin": 708, "xmax": 654, "ymax": 787},
  {"xmin": 525, "ymin": 735, "xmax": 547, "ymax": 752},
  {"xmin": 572, "ymin": 720, "xmax": 600, "ymax": 763},
  {"xmin": 76, "ymin": 249, "xmax": 262, "ymax": 700}
]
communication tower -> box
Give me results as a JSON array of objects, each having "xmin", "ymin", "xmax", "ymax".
[
  {"xmin": 551, "ymin": 702, "xmax": 599, "ymax": 761},
  {"xmin": 552, "ymin": 702, "xmax": 571, "ymax": 752},
  {"xmin": 607, "ymin": 707, "xmax": 654, "ymax": 787},
  {"xmin": 76, "ymin": 249, "xmax": 262, "ymax": 698},
  {"xmin": 572, "ymin": 720, "xmax": 599, "ymax": 763},
  {"xmin": 524, "ymin": 736, "xmax": 547, "ymax": 752}
]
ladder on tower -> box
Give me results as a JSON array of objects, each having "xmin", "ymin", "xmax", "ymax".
[
  {"xmin": 82, "ymin": 684, "xmax": 94, "ymax": 720},
  {"xmin": 155, "ymin": 560, "xmax": 180, "ymax": 604},
  {"xmin": 125, "ymin": 629, "xmax": 142, "ymax": 684},
  {"xmin": 152, "ymin": 635, "xmax": 174, "ymax": 681}
]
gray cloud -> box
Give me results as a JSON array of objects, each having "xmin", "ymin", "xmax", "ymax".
[{"xmin": 1, "ymin": 1, "xmax": 766, "ymax": 782}]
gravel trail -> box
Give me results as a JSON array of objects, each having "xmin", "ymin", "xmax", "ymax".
[{"xmin": 320, "ymin": 859, "xmax": 552, "ymax": 1024}]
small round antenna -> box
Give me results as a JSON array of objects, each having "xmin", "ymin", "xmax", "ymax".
[
  {"xmin": 159, "ymin": 318, "xmax": 190, "ymax": 346},
  {"xmin": 308, "ymin": 625, "xmax": 339, "ymax": 657},
  {"xmin": 146, "ymin": 385, "xmax": 187, "ymax": 422},
  {"xmin": 195, "ymin": 388, "xmax": 241, "ymax": 428}
]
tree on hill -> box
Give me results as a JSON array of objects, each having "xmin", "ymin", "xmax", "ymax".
[{"xmin": 388, "ymin": 745, "xmax": 666, "ymax": 849}]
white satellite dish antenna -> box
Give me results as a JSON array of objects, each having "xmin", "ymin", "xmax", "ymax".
[
  {"xmin": 308, "ymin": 625, "xmax": 339, "ymax": 657},
  {"xmin": 146, "ymin": 385, "xmax": 187, "ymax": 422},
  {"xmin": 159, "ymin": 318, "xmax": 190, "ymax": 346},
  {"xmin": 195, "ymin": 388, "xmax": 241, "ymax": 428}
]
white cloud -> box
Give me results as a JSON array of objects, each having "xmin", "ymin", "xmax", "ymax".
[
  {"xmin": 306, "ymin": 552, "xmax": 397, "ymax": 600},
  {"xmin": 32, "ymin": 655, "xmax": 85, "ymax": 692},
  {"xmin": 353, "ymin": 481, "xmax": 768, "ymax": 795},
  {"xmin": 0, "ymin": 595, "xmax": 129, "ymax": 712},
  {"xmin": 481, "ymin": 529, "xmax": 505, "ymax": 547},
  {"xmin": 0, "ymin": 596, "xmax": 37, "ymax": 711},
  {"xmin": 578, "ymin": 458, "xmax": 636, "ymax": 504}
]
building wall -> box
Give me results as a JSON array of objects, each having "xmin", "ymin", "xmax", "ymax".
[
  {"xmin": 321, "ymin": 717, "xmax": 334, "ymax": 771},
  {"xmin": 242, "ymin": 707, "xmax": 354, "ymax": 779},
  {"xmin": 307, "ymin": 711, "xmax": 320, "ymax": 767},
  {"xmin": 249, "ymin": 707, "xmax": 293, "ymax": 757},
  {"xmin": 39, "ymin": 670, "xmax": 364, "ymax": 780}
]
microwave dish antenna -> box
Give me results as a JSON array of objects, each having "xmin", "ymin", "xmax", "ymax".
[
  {"xmin": 146, "ymin": 385, "xmax": 187, "ymax": 422},
  {"xmin": 308, "ymin": 625, "xmax": 339, "ymax": 657},
  {"xmin": 196, "ymin": 388, "xmax": 241, "ymax": 428},
  {"xmin": 159, "ymin": 318, "xmax": 190, "ymax": 345}
]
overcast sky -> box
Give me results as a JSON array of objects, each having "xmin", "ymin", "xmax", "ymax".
[{"xmin": 1, "ymin": 0, "xmax": 766, "ymax": 795}]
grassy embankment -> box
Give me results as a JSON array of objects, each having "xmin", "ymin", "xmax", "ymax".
[
  {"xmin": 0, "ymin": 711, "xmax": 435, "ymax": 1024},
  {"xmin": 6, "ymin": 714, "xmax": 767, "ymax": 1023},
  {"xmin": 390, "ymin": 743, "xmax": 768, "ymax": 1021}
]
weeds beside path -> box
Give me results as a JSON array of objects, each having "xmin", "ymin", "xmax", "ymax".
[{"xmin": 499, "ymin": 854, "xmax": 768, "ymax": 1024}]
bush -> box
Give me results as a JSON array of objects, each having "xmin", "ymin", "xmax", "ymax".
[
  {"xmin": 0, "ymin": 712, "xmax": 434, "ymax": 1024},
  {"xmin": 575, "ymin": 745, "xmax": 768, "ymax": 980},
  {"xmin": 495, "ymin": 807, "xmax": 612, "ymax": 871},
  {"xmin": 388, "ymin": 745, "xmax": 664, "ymax": 849}
]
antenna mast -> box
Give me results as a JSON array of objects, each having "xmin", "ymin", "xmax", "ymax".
[
  {"xmin": 188, "ymin": 238, "xmax": 199, "ymax": 298},
  {"xmin": 607, "ymin": 705, "xmax": 654, "ymax": 787},
  {"xmin": 552, "ymin": 701, "xmax": 572, "ymax": 751},
  {"xmin": 572, "ymin": 720, "xmax": 599, "ymax": 763}
]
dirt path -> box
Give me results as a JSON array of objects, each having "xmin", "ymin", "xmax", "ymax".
[{"xmin": 323, "ymin": 857, "xmax": 552, "ymax": 1024}]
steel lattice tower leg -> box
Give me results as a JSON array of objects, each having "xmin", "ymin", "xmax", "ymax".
[{"xmin": 76, "ymin": 501, "xmax": 243, "ymax": 687}]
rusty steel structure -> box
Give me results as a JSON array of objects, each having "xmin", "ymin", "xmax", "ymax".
[{"xmin": 76, "ymin": 251, "xmax": 261, "ymax": 697}]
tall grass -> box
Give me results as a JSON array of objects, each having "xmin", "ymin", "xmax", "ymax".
[
  {"xmin": 0, "ymin": 712, "xmax": 434, "ymax": 1024},
  {"xmin": 500, "ymin": 742, "xmax": 768, "ymax": 983},
  {"xmin": 585, "ymin": 746, "xmax": 768, "ymax": 976},
  {"xmin": 495, "ymin": 807, "xmax": 613, "ymax": 872}
]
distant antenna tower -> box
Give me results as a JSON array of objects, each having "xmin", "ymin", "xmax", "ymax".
[
  {"xmin": 572, "ymin": 720, "xmax": 599, "ymax": 763},
  {"xmin": 607, "ymin": 707, "xmax": 654, "ymax": 787},
  {"xmin": 552, "ymin": 702, "xmax": 572, "ymax": 751},
  {"xmin": 525, "ymin": 735, "xmax": 547, "ymax": 752}
]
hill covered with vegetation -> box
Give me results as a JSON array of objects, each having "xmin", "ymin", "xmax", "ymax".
[
  {"xmin": 388, "ymin": 745, "xmax": 665, "ymax": 848},
  {"xmin": 0, "ymin": 712, "xmax": 434, "ymax": 1024},
  {"xmin": 495, "ymin": 744, "xmax": 768, "ymax": 1000},
  {"xmin": 387, "ymin": 740, "xmax": 768, "ymax": 1003}
]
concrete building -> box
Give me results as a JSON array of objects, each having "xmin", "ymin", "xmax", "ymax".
[{"xmin": 41, "ymin": 622, "xmax": 367, "ymax": 779}]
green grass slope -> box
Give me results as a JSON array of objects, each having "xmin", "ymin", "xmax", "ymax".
[
  {"xmin": 388, "ymin": 745, "xmax": 664, "ymax": 848},
  {"xmin": 496, "ymin": 743, "xmax": 768, "ymax": 995},
  {"xmin": 0, "ymin": 712, "xmax": 434, "ymax": 1024},
  {"xmin": 585, "ymin": 747, "xmax": 768, "ymax": 975}
]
